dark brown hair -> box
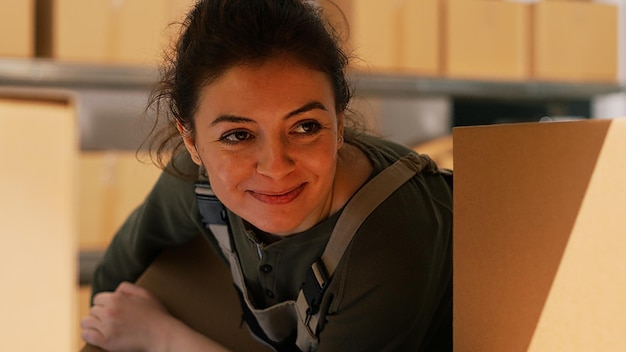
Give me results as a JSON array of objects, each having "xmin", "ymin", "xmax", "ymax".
[{"xmin": 144, "ymin": 0, "xmax": 354, "ymax": 177}]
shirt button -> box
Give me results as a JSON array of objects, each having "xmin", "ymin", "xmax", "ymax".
[
  {"xmin": 261, "ymin": 264, "xmax": 273, "ymax": 273},
  {"xmin": 265, "ymin": 289, "xmax": 275, "ymax": 298}
]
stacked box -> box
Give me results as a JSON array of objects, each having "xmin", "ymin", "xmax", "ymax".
[
  {"xmin": 0, "ymin": 1, "xmax": 34, "ymax": 57},
  {"xmin": 79, "ymin": 152, "xmax": 162, "ymax": 249},
  {"xmin": 37, "ymin": 0, "xmax": 195, "ymax": 65},
  {"xmin": 531, "ymin": 1, "xmax": 618, "ymax": 83},
  {"xmin": 444, "ymin": 0, "xmax": 530, "ymax": 81},
  {"xmin": 323, "ymin": 0, "xmax": 441, "ymax": 75}
]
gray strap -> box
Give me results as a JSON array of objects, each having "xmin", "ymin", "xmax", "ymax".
[
  {"xmin": 295, "ymin": 153, "xmax": 432, "ymax": 351},
  {"xmin": 322, "ymin": 153, "xmax": 427, "ymax": 275}
]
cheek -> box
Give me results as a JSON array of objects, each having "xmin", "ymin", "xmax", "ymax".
[
  {"xmin": 195, "ymin": 146, "xmax": 248, "ymax": 192},
  {"xmin": 205, "ymin": 156, "xmax": 250, "ymax": 187},
  {"xmin": 303, "ymin": 143, "xmax": 339, "ymax": 177}
]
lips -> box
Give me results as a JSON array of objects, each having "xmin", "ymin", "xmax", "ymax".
[{"xmin": 248, "ymin": 183, "xmax": 306, "ymax": 205}]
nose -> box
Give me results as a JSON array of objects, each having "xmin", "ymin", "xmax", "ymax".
[{"xmin": 256, "ymin": 137, "xmax": 295, "ymax": 179}]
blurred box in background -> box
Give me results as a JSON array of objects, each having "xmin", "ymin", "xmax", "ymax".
[
  {"xmin": 36, "ymin": 0, "xmax": 195, "ymax": 65},
  {"xmin": 0, "ymin": 0, "xmax": 35, "ymax": 58},
  {"xmin": 324, "ymin": 0, "xmax": 441, "ymax": 75},
  {"xmin": 79, "ymin": 152, "xmax": 162, "ymax": 250},
  {"xmin": 444, "ymin": 0, "xmax": 530, "ymax": 81},
  {"xmin": 402, "ymin": 0, "xmax": 441, "ymax": 75},
  {"xmin": 531, "ymin": 1, "xmax": 618, "ymax": 83}
]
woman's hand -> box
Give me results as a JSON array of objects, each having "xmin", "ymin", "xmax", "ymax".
[{"xmin": 80, "ymin": 282, "xmax": 173, "ymax": 352}]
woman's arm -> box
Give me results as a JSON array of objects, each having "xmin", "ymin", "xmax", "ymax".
[
  {"xmin": 81, "ymin": 282, "xmax": 232, "ymax": 352},
  {"xmin": 91, "ymin": 156, "xmax": 204, "ymax": 296}
]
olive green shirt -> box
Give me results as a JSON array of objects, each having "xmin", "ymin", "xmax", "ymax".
[{"xmin": 92, "ymin": 134, "xmax": 453, "ymax": 351}]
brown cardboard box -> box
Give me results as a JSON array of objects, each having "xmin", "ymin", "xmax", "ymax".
[
  {"xmin": 0, "ymin": 96, "xmax": 78, "ymax": 350},
  {"xmin": 0, "ymin": 0, "xmax": 35, "ymax": 57},
  {"xmin": 453, "ymin": 118, "xmax": 626, "ymax": 351},
  {"xmin": 324, "ymin": 0, "xmax": 441, "ymax": 74},
  {"xmin": 444, "ymin": 0, "xmax": 530, "ymax": 81},
  {"xmin": 38, "ymin": 0, "xmax": 194, "ymax": 65},
  {"xmin": 80, "ymin": 235, "xmax": 272, "ymax": 352},
  {"xmin": 401, "ymin": 0, "xmax": 441, "ymax": 75},
  {"xmin": 531, "ymin": 1, "xmax": 618, "ymax": 83},
  {"xmin": 78, "ymin": 152, "xmax": 162, "ymax": 249}
]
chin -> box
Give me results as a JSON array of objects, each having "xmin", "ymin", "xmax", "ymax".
[{"xmin": 251, "ymin": 218, "xmax": 305, "ymax": 237}]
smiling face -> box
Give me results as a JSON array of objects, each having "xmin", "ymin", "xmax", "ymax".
[{"xmin": 180, "ymin": 56, "xmax": 344, "ymax": 236}]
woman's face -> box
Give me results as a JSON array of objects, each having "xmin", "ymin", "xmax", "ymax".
[{"xmin": 181, "ymin": 57, "xmax": 344, "ymax": 236}]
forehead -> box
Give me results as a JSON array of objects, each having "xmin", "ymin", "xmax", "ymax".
[
  {"xmin": 197, "ymin": 57, "xmax": 336, "ymax": 112},
  {"xmin": 219, "ymin": 56, "xmax": 329, "ymax": 87}
]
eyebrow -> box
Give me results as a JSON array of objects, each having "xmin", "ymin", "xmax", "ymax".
[{"xmin": 209, "ymin": 101, "xmax": 328, "ymax": 126}]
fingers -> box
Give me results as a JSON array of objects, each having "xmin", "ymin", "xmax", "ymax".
[
  {"xmin": 81, "ymin": 283, "xmax": 152, "ymax": 350},
  {"xmin": 80, "ymin": 282, "xmax": 170, "ymax": 351},
  {"xmin": 92, "ymin": 291, "xmax": 112, "ymax": 307},
  {"xmin": 116, "ymin": 281, "xmax": 153, "ymax": 299},
  {"xmin": 80, "ymin": 314, "xmax": 105, "ymax": 347}
]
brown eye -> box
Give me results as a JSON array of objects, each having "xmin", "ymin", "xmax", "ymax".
[
  {"xmin": 221, "ymin": 130, "xmax": 253, "ymax": 144},
  {"xmin": 294, "ymin": 121, "xmax": 322, "ymax": 135}
]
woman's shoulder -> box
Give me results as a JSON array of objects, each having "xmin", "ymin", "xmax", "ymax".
[
  {"xmin": 331, "ymin": 141, "xmax": 374, "ymax": 214},
  {"xmin": 146, "ymin": 151, "xmax": 200, "ymax": 205},
  {"xmin": 348, "ymin": 132, "xmax": 416, "ymax": 170}
]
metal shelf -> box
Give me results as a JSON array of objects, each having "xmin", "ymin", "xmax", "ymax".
[
  {"xmin": 1, "ymin": 58, "xmax": 623, "ymax": 99},
  {"xmin": 350, "ymin": 71, "xmax": 624, "ymax": 100},
  {"xmin": 0, "ymin": 58, "xmax": 158, "ymax": 90}
]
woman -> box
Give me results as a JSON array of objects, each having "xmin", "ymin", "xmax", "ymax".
[{"xmin": 80, "ymin": 0, "xmax": 453, "ymax": 351}]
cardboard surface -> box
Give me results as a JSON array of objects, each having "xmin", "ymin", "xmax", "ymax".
[
  {"xmin": 80, "ymin": 235, "xmax": 272, "ymax": 352},
  {"xmin": 531, "ymin": 1, "xmax": 618, "ymax": 83},
  {"xmin": 453, "ymin": 118, "xmax": 626, "ymax": 351},
  {"xmin": 401, "ymin": 0, "xmax": 441, "ymax": 75},
  {"xmin": 0, "ymin": 96, "xmax": 77, "ymax": 351},
  {"xmin": 41, "ymin": 0, "xmax": 194, "ymax": 65},
  {"xmin": 78, "ymin": 152, "xmax": 161, "ymax": 249},
  {"xmin": 0, "ymin": 0, "xmax": 34, "ymax": 57},
  {"xmin": 326, "ymin": 0, "xmax": 440, "ymax": 74},
  {"xmin": 527, "ymin": 118, "xmax": 626, "ymax": 351},
  {"xmin": 444, "ymin": 0, "xmax": 530, "ymax": 80},
  {"xmin": 347, "ymin": 0, "xmax": 398, "ymax": 70}
]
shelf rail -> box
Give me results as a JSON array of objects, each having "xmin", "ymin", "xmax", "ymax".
[{"xmin": 1, "ymin": 58, "xmax": 623, "ymax": 98}]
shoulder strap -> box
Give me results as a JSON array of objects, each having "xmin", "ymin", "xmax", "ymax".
[
  {"xmin": 295, "ymin": 152, "xmax": 436, "ymax": 351},
  {"xmin": 323, "ymin": 153, "xmax": 432, "ymax": 275}
]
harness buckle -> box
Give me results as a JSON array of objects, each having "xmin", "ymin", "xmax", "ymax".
[
  {"xmin": 195, "ymin": 182, "xmax": 227, "ymax": 226},
  {"xmin": 301, "ymin": 257, "xmax": 330, "ymax": 317}
]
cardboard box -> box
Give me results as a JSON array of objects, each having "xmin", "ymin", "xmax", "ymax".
[
  {"xmin": 79, "ymin": 151, "xmax": 162, "ymax": 249},
  {"xmin": 401, "ymin": 0, "xmax": 441, "ymax": 75},
  {"xmin": 531, "ymin": 1, "xmax": 618, "ymax": 83},
  {"xmin": 0, "ymin": 96, "xmax": 77, "ymax": 351},
  {"xmin": 80, "ymin": 235, "xmax": 273, "ymax": 352},
  {"xmin": 0, "ymin": 0, "xmax": 35, "ymax": 57},
  {"xmin": 453, "ymin": 118, "xmax": 626, "ymax": 351},
  {"xmin": 38, "ymin": 0, "xmax": 194, "ymax": 65},
  {"xmin": 325, "ymin": 0, "xmax": 441, "ymax": 74},
  {"xmin": 444, "ymin": 0, "xmax": 530, "ymax": 81}
]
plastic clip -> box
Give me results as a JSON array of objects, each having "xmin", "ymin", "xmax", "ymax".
[{"xmin": 301, "ymin": 258, "xmax": 330, "ymax": 317}]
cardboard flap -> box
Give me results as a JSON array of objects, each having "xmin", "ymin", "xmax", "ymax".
[{"xmin": 453, "ymin": 118, "xmax": 626, "ymax": 351}]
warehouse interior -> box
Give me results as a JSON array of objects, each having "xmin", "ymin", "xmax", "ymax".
[{"xmin": 1, "ymin": 0, "xmax": 625, "ymax": 350}]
